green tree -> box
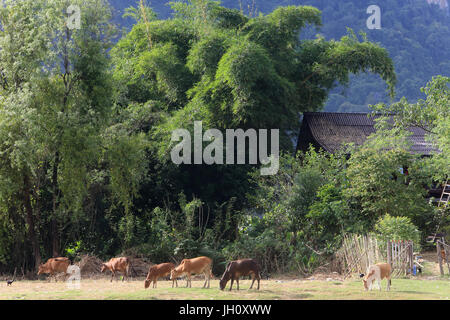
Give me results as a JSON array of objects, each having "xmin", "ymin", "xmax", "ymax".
[
  {"xmin": 372, "ymin": 76, "xmax": 450, "ymax": 182},
  {"xmin": 344, "ymin": 127, "xmax": 433, "ymax": 233},
  {"xmin": 0, "ymin": 0, "xmax": 147, "ymax": 270},
  {"xmin": 110, "ymin": 1, "xmax": 397, "ymax": 238},
  {"xmin": 374, "ymin": 214, "xmax": 421, "ymax": 249}
]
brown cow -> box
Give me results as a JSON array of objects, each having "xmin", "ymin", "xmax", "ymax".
[
  {"xmin": 170, "ymin": 256, "xmax": 212, "ymax": 288},
  {"xmin": 144, "ymin": 263, "xmax": 177, "ymax": 289},
  {"xmin": 37, "ymin": 257, "xmax": 70, "ymax": 282},
  {"xmin": 101, "ymin": 257, "xmax": 131, "ymax": 282},
  {"xmin": 220, "ymin": 259, "xmax": 261, "ymax": 291}
]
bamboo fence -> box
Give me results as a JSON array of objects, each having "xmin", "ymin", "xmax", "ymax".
[{"xmin": 336, "ymin": 235, "xmax": 415, "ymax": 278}]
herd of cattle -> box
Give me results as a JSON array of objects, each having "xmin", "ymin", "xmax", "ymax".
[
  {"xmin": 36, "ymin": 256, "xmax": 261, "ymax": 291},
  {"xmin": 35, "ymin": 256, "xmax": 393, "ymax": 291}
]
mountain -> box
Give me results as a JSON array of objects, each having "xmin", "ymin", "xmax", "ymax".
[{"xmin": 108, "ymin": 0, "xmax": 450, "ymax": 112}]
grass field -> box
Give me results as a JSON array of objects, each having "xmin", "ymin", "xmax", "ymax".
[{"xmin": 1, "ymin": 277, "xmax": 449, "ymax": 300}]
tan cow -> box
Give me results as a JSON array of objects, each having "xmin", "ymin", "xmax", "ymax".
[
  {"xmin": 101, "ymin": 257, "xmax": 132, "ymax": 282},
  {"xmin": 144, "ymin": 263, "xmax": 177, "ymax": 289},
  {"xmin": 37, "ymin": 257, "xmax": 70, "ymax": 282},
  {"xmin": 361, "ymin": 263, "xmax": 392, "ymax": 291},
  {"xmin": 170, "ymin": 256, "xmax": 212, "ymax": 288}
]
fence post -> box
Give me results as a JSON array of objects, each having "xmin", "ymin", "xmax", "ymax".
[
  {"xmin": 410, "ymin": 241, "xmax": 414, "ymax": 275},
  {"xmin": 387, "ymin": 240, "xmax": 391, "ymax": 268},
  {"xmin": 437, "ymin": 241, "xmax": 444, "ymax": 276}
]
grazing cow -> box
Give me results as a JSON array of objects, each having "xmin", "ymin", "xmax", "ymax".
[
  {"xmin": 360, "ymin": 263, "xmax": 392, "ymax": 291},
  {"xmin": 145, "ymin": 263, "xmax": 177, "ymax": 289},
  {"xmin": 170, "ymin": 256, "xmax": 212, "ymax": 288},
  {"xmin": 37, "ymin": 257, "xmax": 70, "ymax": 282},
  {"xmin": 220, "ymin": 259, "xmax": 261, "ymax": 291},
  {"xmin": 101, "ymin": 257, "xmax": 131, "ymax": 282}
]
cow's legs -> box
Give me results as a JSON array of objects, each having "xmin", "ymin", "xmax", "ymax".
[
  {"xmin": 250, "ymin": 274, "xmax": 255, "ymax": 289},
  {"xmin": 236, "ymin": 278, "xmax": 239, "ymax": 290},
  {"xmin": 186, "ymin": 274, "xmax": 191, "ymax": 288},
  {"xmin": 203, "ymin": 271, "xmax": 208, "ymax": 288},
  {"xmin": 229, "ymin": 278, "xmax": 234, "ymax": 291},
  {"xmin": 110, "ymin": 271, "xmax": 115, "ymax": 282},
  {"xmin": 207, "ymin": 268, "xmax": 211, "ymax": 288}
]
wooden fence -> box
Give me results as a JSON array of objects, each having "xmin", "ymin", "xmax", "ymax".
[
  {"xmin": 387, "ymin": 240, "xmax": 414, "ymax": 277},
  {"xmin": 437, "ymin": 240, "xmax": 450, "ymax": 276},
  {"xmin": 336, "ymin": 234, "xmax": 384, "ymax": 278},
  {"xmin": 336, "ymin": 235, "xmax": 414, "ymax": 278}
]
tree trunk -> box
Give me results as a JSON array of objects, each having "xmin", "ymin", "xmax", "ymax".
[
  {"xmin": 23, "ymin": 175, "xmax": 41, "ymax": 269},
  {"xmin": 52, "ymin": 151, "xmax": 61, "ymax": 257}
]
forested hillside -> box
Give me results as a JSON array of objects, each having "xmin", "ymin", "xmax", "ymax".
[{"xmin": 111, "ymin": 0, "xmax": 450, "ymax": 112}]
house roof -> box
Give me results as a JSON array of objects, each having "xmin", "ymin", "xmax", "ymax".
[{"xmin": 297, "ymin": 112, "xmax": 435, "ymax": 155}]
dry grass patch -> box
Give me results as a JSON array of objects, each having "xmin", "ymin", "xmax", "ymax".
[{"xmin": 1, "ymin": 277, "xmax": 449, "ymax": 300}]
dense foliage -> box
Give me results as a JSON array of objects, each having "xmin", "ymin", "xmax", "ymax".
[
  {"xmin": 112, "ymin": 0, "xmax": 450, "ymax": 112},
  {"xmin": 0, "ymin": 0, "xmax": 447, "ymax": 276}
]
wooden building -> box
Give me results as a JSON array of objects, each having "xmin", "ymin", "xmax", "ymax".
[
  {"xmin": 296, "ymin": 112, "xmax": 434, "ymax": 155},
  {"xmin": 296, "ymin": 112, "xmax": 443, "ymax": 200}
]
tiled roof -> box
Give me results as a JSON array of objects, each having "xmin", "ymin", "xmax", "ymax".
[{"xmin": 299, "ymin": 112, "xmax": 435, "ymax": 155}]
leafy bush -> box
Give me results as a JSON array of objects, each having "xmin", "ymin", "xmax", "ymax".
[{"xmin": 374, "ymin": 214, "xmax": 421, "ymax": 250}]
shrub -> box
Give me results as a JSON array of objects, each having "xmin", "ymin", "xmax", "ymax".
[{"xmin": 374, "ymin": 214, "xmax": 421, "ymax": 250}]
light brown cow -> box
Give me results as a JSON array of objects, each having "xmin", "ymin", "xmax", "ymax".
[
  {"xmin": 101, "ymin": 257, "xmax": 132, "ymax": 282},
  {"xmin": 361, "ymin": 263, "xmax": 392, "ymax": 291},
  {"xmin": 144, "ymin": 263, "xmax": 177, "ymax": 289},
  {"xmin": 170, "ymin": 256, "xmax": 212, "ymax": 288},
  {"xmin": 37, "ymin": 257, "xmax": 70, "ymax": 282}
]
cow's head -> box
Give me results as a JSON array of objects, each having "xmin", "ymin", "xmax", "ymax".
[
  {"xmin": 37, "ymin": 264, "xmax": 46, "ymax": 275},
  {"xmin": 361, "ymin": 270, "xmax": 375, "ymax": 291},
  {"xmin": 144, "ymin": 279, "xmax": 151, "ymax": 289},
  {"xmin": 362, "ymin": 278, "xmax": 369, "ymax": 291},
  {"xmin": 360, "ymin": 273, "xmax": 368, "ymax": 290},
  {"xmin": 100, "ymin": 264, "xmax": 107, "ymax": 273},
  {"xmin": 170, "ymin": 268, "xmax": 180, "ymax": 280},
  {"xmin": 219, "ymin": 272, "xmax": 231, "ymax": 290}
]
